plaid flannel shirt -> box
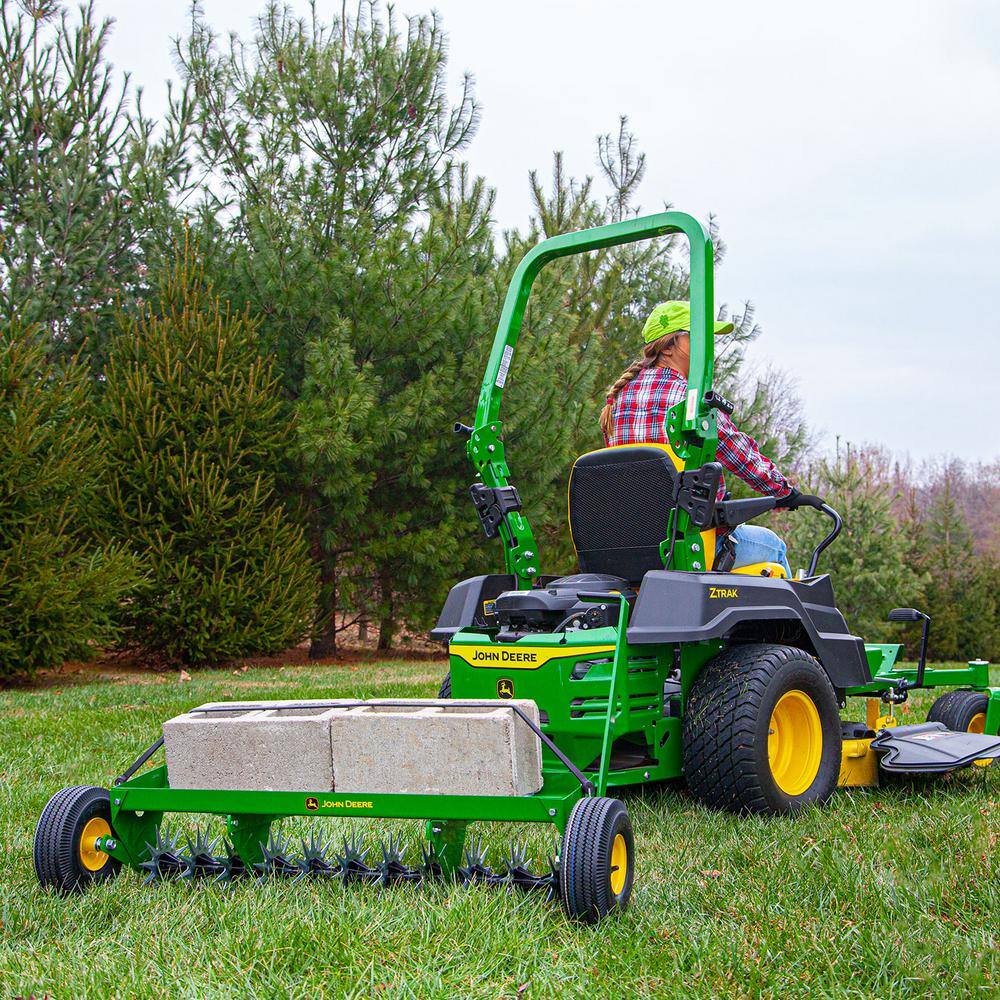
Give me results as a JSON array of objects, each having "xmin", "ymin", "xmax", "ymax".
[{"xmin": 604, "ymin": 366, "xmax": 791, "ymax": 501}]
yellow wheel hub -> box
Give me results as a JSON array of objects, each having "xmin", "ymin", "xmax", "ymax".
[
  {"xmin": 969, "ymin": 712, "xmax": 993, "ymax": 768},
  {"xmin": 609, "ymin": 832, "xmax": 628, "ymax": 896},
  {"xmin": 78, "ymin": 816, "xmax": 111, "ymax": 872},
  {"xmin": 768, "ymin": 689, "xmax": 823, "ymax": 796}
]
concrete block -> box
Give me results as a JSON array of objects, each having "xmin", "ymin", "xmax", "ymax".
[
  {"xmin": 329, "ymin": 699, "xmax": 542, "ymax": 796},
  {"xmin": 161, "ymin": 698, "xmax": 543, "ymax": 797},
  {"xmin": 163, "ymin": 704, "xmax": 349, "ymax": 792}
]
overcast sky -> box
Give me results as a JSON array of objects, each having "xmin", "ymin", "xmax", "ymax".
[{"xmin": 97, "ymin": 0, "xmax": 999, "ymax": 462}]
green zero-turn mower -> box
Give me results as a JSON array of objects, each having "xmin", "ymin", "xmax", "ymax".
[{"xmin": 34, "ymin": 212, "xmax": 1000, "ymax": 924}]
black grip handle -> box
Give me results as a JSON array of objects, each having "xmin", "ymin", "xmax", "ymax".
[{"xmin": 783, "ymin": 492, "xmax": 823, "ymax": 510}]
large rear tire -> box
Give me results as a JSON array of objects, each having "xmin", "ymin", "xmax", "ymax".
[
  {"xmin": 34, "ymin": 786, "xmax": 121, "ymax": 893},
  {"xmin": 437, "ymin": 672, "xmax": 451, "ymax": 698},
  {"xmin": 683, "ymin": 644, "xmax": 841, "ymax": 815}
]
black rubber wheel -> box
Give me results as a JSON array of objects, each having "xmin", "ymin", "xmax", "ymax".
[
  {"xmin": 34, "ymin": 785, "xmax": 121, "ymax": 893},
  {"xmin": 683, "ymin": 643, "xmax": 842, "ymax": 815},
  {"xmin": 437, "ymin": 672, "xmax": 451, "ymax": 698},
  {"xmin": 559, "ymin": 796, "xmax": 634, "ymax": 923},
  {"xmin": 927, "ymin": 690, "xmax": 990, "ymax": 733}
]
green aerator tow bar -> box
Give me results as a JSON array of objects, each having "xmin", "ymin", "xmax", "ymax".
[{"xmin": 464, "ymin": 211, "xmax": 721, "ymax": 585}]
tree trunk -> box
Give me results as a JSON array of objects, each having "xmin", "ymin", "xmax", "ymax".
[
  {"xmin": 377, "ymin": 566, "xmax": 395, "ymax": 651},
  {"xmin": 310, "ymin": 551, "xmax": 337, "ymax": 659}
]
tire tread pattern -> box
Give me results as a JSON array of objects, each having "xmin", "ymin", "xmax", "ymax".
[
  {"xmin": 927, "ymin": 690, "xmax": 989, "ymax": 732},
  {"xmin": 559, "ymin": 796, "xmax": 631, "ymax": 922},
  {"xmin": 34, "ymin": 785, "xmax": 120, "ymax": 893},
  {"xmin": 682, "ymin": 643, "xmax": 838, "ymax": 814}
]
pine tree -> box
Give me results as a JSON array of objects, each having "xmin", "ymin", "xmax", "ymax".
[
  {"xmin": 784, "ymin": 444, "xmax": 926, "ymax": 642},
  {"xmin": 0, "ymin": 1, "xmax": 192, "ymax": 364},
  {"xmin": 0, "ymin": 324, "xmax": 137, "ymax": 679},
  {"xmin": 176, "ymin": 1, "xmax": 484, "ymax": 654},
  {"xmin": 913, "ymin": 476, "xmax": 998, "ymax": 660},
  {"xmin": 101, "ymin": 242, "xmax": 315, "ymax": 664}
]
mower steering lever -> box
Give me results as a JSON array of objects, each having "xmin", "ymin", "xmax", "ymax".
[
  {"xmin": 806, "ymin": 500, "xmax": 842, "ymax": 577},
  {"xmin": 779, "ymin": 492, "xmax": 842, "ymax": 576}
]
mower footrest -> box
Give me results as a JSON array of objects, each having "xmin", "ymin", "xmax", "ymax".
[{"xmin": 871, "ymin": 722, "xmax": 1000, "ymax": 773}]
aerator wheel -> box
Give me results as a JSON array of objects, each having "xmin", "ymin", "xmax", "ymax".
[
  {"xmin": 928, "ymin": 690, "xmax": 993, "ymax": 767},
  {"xmin": 683, "ymin": 644, "xmax": 841, "ymax": 815},
  {"xmin": 34, "ymin": 786, "xmax": 121, "ymax": 893},
  {"xmin": 559, "ymin": 796, "xmax": 634, "ymax": 923}
]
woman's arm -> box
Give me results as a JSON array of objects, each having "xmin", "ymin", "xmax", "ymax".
[{"xmin": 715, "ymin": 411, "xmax": 793, "ymax": 498}]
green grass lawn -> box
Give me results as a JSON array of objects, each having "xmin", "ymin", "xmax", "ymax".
[{"xmin": 1, "ymin": 659, "xmax": 996, "ymax": 999}]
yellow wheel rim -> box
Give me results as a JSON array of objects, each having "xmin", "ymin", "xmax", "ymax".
[
  {"xmin": 78, "ymin": 816, "xmax": 111, "ymax": 872},
  {"xmin": 768, "ymin": 689, "xmax": 823, "ymax": 796},
  {"xmin": 969, "ymin": 712, "xmax": 993, "ymax": 768},
  {"xmin": 609, "ymin": 832, "xmax": 628, "ymax": 896}
]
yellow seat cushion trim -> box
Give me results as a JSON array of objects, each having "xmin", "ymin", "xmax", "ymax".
[{"xmin": 731, "ymin": 561, "xmax": 786, "ymax": 579}]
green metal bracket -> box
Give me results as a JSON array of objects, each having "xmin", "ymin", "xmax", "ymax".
[
  {"xmin": 425, "ymin": 818, "xmax": 468, "ymax": 876},
  {"xmin": 466, "ymin": 421, "xmax": 540, "ymax": 580},
  {"xmin": 226, "ymin": 814, "xmax": 271, "ymax": 866},
  {"xmin": 985, "ymin": 689, "xmax": 1000, "ymax": 736},
  {"xmin": 105, "ymin": 805, "xmax": 160, "ymax": 867},
  {"xmin": 596, "ymin": 596, "xmax": 632, "ymax": 795},
  {"xmin": 846, "ymin": 658, "xmax": 992, "ymax": 698},
  {"xmin": 469, "ymin": 211, "xmax": 720, "ymax": 584}
]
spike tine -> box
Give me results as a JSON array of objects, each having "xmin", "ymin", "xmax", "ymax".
[
  {"xmin": 420, "ymin": 842, "xmax": 443, "ymax": 882},
  {"xmin": 179, "ymin": 824, "xmax": 224, "ymax": 879},
  {"xmin": 293, "ymin": 830, "xmax": 337, "ymax": 882},
  {"xmin": 332, "ymin": 832, "xmax": 376, "ymax": 884},
  {"xmin": 139, "ymin": 824, "xmax": 187, "ymax": 883},
  {"xmin": 373, "ymin": 832, "xmax": 421, "ymax": 886},
  {"xmin": 457, "ymin": 834, "xmax": 496, "ymax": 885},
  {"xmin": 214, "ymin": 838, "xmax": 248, "ymax": 885},
  {"xmin": 253, "ymin": 830, "xmax": 300, "ymax": 878}
]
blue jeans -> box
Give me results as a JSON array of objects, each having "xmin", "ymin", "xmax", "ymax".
[{"xmin": 730, "ymin": 524, "xmax": 791, "ymax": 577}]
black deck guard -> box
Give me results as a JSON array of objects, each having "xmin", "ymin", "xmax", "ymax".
[
  {"xmin": 627, "ymin": 571, "xmax": 871, "ymax": 689},
  {"xmin": 872, "ymin": 722, "xmax": 1000, "ymax": 772}
]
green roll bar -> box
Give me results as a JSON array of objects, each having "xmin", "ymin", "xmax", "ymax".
[{"xmin": 465, "ymin": 211, "xmax": 722, "ymax": 586}]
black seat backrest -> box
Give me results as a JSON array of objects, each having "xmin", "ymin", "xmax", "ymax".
[{"xmin": 567, "ymin": 444, "xmax": 682, "ymax": 583}]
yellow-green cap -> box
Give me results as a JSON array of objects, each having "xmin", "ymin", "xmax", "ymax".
[{"xmin": 641, "ymin": 301, "xmax": 734, "ymax": 344}]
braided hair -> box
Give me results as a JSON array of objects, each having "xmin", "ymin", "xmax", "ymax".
[{"xmin": 598, "ymin": 332, "xmax": 682, "ymax": 437}]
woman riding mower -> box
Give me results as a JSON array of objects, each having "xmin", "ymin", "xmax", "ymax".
[{"xmin": 599, "ymin": 300, "xmax": 796, "ymax": 577}]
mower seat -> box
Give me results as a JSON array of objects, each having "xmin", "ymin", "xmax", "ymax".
[{"xmin": 568, "ymin": 444, "xmax": 689, "ymax": 583}]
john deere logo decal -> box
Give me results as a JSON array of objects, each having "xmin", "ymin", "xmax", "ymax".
[
  {"xmin": 497, "ymin": 678, "xmax": 514, "ymax": 699},
  {"xmin": 305, "ymin": 796, "xmax": 319, "ymax": 812},
  {"xmin": 449, "ymin": 643, "xmax": 615, "ymax": 670}
]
